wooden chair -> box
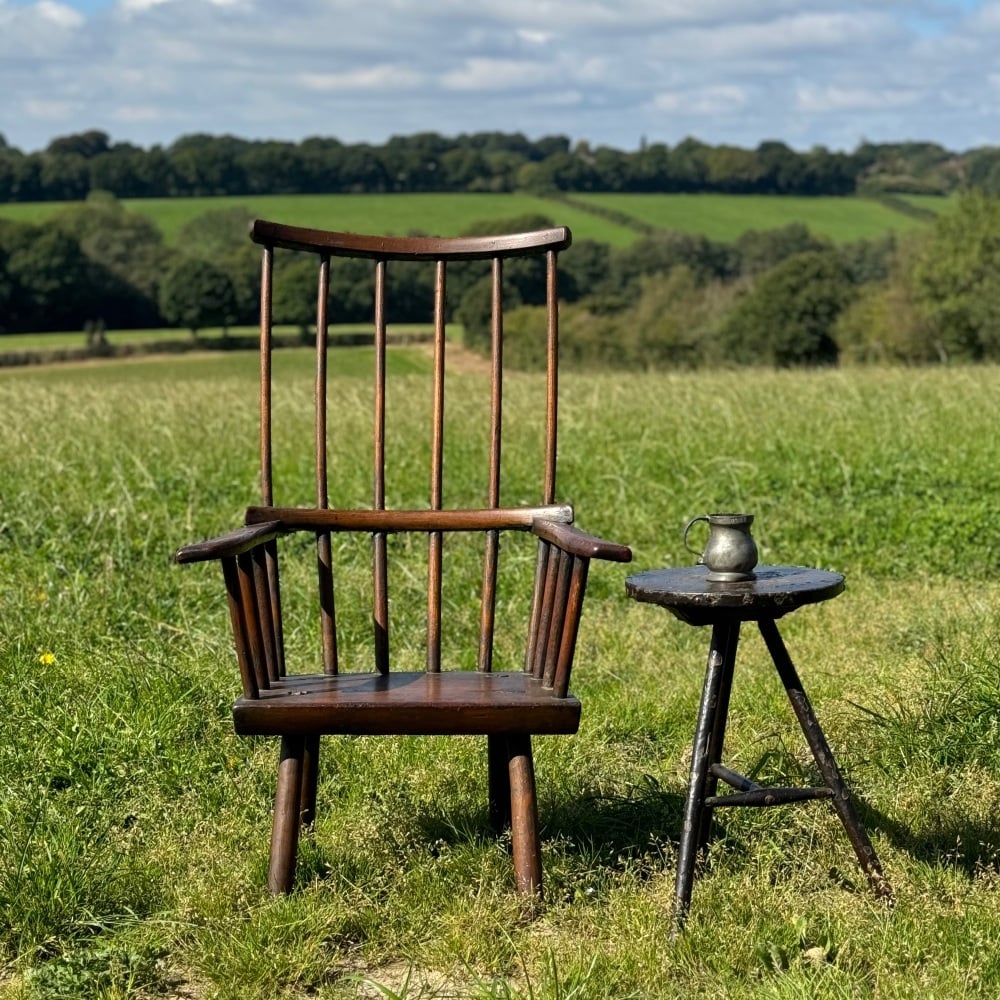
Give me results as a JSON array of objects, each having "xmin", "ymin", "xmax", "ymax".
[{"xmin": 175, "ymin": 220, "xmax": 632, "ymax": 895}]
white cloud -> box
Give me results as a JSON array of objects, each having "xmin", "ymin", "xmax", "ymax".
[
  {"xmin": 442, "ymin": 58, "xmax": 551, "ymax": 91},
  {"xmin": 36, "ymin": 1, "xmax": 84, "ymax": 28},
  {"xmin": 299, "ymin": 66, "xmax": 424, "ymax": 92},
  {"xmin": 23, "ymin": 97, "xmax": 80, "ymax": 119},
  {"xmin": 653, "ymin": 85, "xmax": 750, "ymax": 116},
  {"xmin": 1, "ymin": 0, "xmax": 1000, "ymax": 154},
  {"xmin": 796, "ymin": 85, "xmax": 922, "ymax": 113}
]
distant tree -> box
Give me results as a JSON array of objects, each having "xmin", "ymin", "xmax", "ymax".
[
  {"xmin": 612, "ymin": 230, "xmax": 738, "ymax": 288},
  {"xmin": 560, "ymin": 238, "xmax": 612, "ymax": 303},
  {"xmin": 271, "ymin": 257, "xmax": 319, "ymax": 337},
  {"xmin": 912, "ymin": 191, "xmax": 1000, "ymax": 360},
  {"xmin": 158, "ymin": 257, "xmax": 238, "ymax": 335},
  {"xmin": 45, "ymin": 129, "xmax": 111, "ymax": 159},
  {"xmin": 717, "ymin": 250, "xmax": 853, "ymax": 365},
  {"xmin": 0, "ymin": 221, "xmax": 106, "ymax": 331},
  {"xmin": 177, "ymin": 206, "xmax": 255, "ymax": 259},
  {"xmin": 736, "ymin": 223, "xmax": 826, "ymax": 276},
  {"xmin": 52, "ymin": 193, "xmax": 168, "ymax": 326}
]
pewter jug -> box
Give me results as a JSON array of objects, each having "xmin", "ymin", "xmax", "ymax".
[{"xmin": 683, "ymin": 512, "xmax": 758, "ymax": 582}]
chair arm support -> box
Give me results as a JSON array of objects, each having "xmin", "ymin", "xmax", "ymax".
[
  {"xmin": 173, "ymin": 521, "xmax": 285, "ymax": 564},
  {"xmin": 530, "ymin": 519, "xmax": 632, "ymax": 563}
]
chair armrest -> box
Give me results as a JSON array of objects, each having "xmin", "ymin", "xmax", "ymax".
[
  {"xmin": 531, "ymin": 519, "xmax": 632, "ymax": 563},
  {"xmin": 174, "ymin": 521, "xmax": 285, "ymax": 564}
]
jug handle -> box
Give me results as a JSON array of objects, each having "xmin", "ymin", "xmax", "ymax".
[{"xmin": 683, "ymin": 515, "xmax": 709, "ymax": 560}]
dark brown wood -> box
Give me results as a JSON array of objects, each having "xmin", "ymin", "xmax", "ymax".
[
  {"xmin": 251, "ymin": 218, "xmax": 571, "ymax": 260},
  {"xmin": 236, "ymin": 551, "xmax": 269, "ymax": 692},
  {"xmin": 532, "ymin": 519, "xmax": 633, "ymax": 562},
  {"xmin": 174, "ymin": 521, "xmax": 284, "ymax": 563},
  {"xmin": 758, "ymin": 617, "xmax": 892, "ymax": 900},
  {"xmin": 265, "ymin": 540, "xmax": 285, "ymax": 677},
  {"xmin": 234, "ymin": 671, "xmax": 582, "ymax": 736},
  {"xmin": 176, "ymin": 220, "xmax": 632, "ymax": 896},
  {"xmin": 553, "ymin": 557, "xmax": 590, "ymax": 698},
  {"xmin": 222, "ymin": 556, "xmax": 257, "ymax": 699},
  {"xmin": 269, "ymin": 735, "xmax": 304, "ymax": 893},
  {"xmin": 260, "ymin": 246, "xmax": 274, "ymax": 506},
  {"xmin": 427, "ymin": 260, "xmax": 446, "ymax": 672},
  {"xmin": 544, "ymin": 249, "xmax": 558, "ymax": 504},
  {"xmin": 626, "ymin": 563, "xmax": 890, "ymax": 933},
  {"xmin": 373, "ymin": 258, "xmax": 389, "ymax": 675},
  {"xmin": 542, "ymin": 550, "xmax": 573, "ymax": 688},
  {"xmin": 246, "ymin": 504, "xmax": 573, "ymax": 532},
  {"xmin": 252, "ymin": 545, "xmax": 279, "ymax": 683},
  {"xmin": 625, "ymin": 564, "xmax": 844, "ymax": 625},
  {"xmin": 525, "ymin": 542, "xmax": 550, "ymax": 676},
  {"xmin": 488, "ymin": 734, "xmax": 512, "ymax": 833},
  {"xmin": 300, "ymin": 734, "xmax": 321, "ymax": 826},
  {"xmin": 507, "ymin": 734, "xmax": 542, "ymax": 895},
  {"xmin": 316, "ymin": 254, "xmax": 337, "ymax": 675},
  {"xmin": 532, "ymin": 544, "xmax": 561, "ymax": 681}
]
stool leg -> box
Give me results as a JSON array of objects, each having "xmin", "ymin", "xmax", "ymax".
[
  {"xmin": 674, "ymin": 620, "xmax": 740, "ymax": 933},
  {"xmin": 696, "ymin": 621, "xmax": 740, "ymax": 855},
  {"xmin": 758, "ymin": 618, "xmax": 892, "ymax": 901}
]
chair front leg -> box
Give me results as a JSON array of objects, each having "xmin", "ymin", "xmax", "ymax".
[
  {"xmin": 269, "ymin": 734, "xmax": 306, "ymax": 894},
  {"xmin": 507, "ymin": 734, "xmax": 542, "ymax": 896}
]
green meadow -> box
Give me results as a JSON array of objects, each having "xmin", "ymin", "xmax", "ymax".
[
  {"xmin": 0, "ymin": 191, "xmax": 939, "ymax": 247},
  {"xmin": 2, "ymin": 351, "xmax": 1000, "ymax": 998},
  {"xmin": 574, "ymin": 193, "xmax": 936, "ymax": 243}
]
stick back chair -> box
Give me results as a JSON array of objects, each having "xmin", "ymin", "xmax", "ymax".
[{"xmin": 175, "ymin": 219, "xmax": 632, "ymax": 895}]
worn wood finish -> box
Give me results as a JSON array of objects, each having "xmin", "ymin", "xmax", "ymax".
[
  {"xmin": 625, "ymin": 563, "xmax": 890, "ymax": 934},
  {"xmin": 175, "ymin": 219, "xmax": 632, "ymax": 897},
  {"xmin": 233, "ymin": 671, "xmax": 582, "ymax": 736},
  {"xmin": 245, "ymin": 504, "xmax": 573, "ymax": 532}
]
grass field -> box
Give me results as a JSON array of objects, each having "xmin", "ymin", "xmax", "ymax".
[
  {"xmin": 0, "ymin": 191, "xmax": 933, "ymax": 248},
  {"xmin": 2, "ymin": 353, "xmax": 1000, "ymax": 998},
  {"xmin": 0, "ymin": 193, "xmax": 637, "ymax": 248},
  {"xmin": 0, "ymin": 324, "xmax": 430, "ymax": 354},
  {"xmin": 574, "ymin": 193, "xmax": 933, "ymax": 243}
]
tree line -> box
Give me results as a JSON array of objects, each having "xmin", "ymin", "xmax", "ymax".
[
  {"xmin": 2, "ymin": 189, "xmax": 999, "ymax": 370},
  {"xmin": 4, "ymin": 129, "xmax": 1000, "ymax": 203}
]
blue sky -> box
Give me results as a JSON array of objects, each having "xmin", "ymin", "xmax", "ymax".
[{"xmin": 2, "ymin": 0, "xmax": 1000, "ymax": 154}]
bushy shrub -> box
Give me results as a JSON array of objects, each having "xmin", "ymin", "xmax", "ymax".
[{"xmin": 716, "ymin": 250, "xmax": 854, "ymax": 366}]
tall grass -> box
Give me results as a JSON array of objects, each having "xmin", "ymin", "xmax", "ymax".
[{"xmin": 1, "ymin": 353, "xmax": 999, "ymax": 998}]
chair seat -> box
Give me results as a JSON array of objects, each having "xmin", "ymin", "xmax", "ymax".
[{"xmin": 233, "ymin": 671, "xmax": 582, "ymax": 737}]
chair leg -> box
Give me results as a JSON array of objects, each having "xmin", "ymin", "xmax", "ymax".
[
  {"xmin": 488, "ymin": 734, "xmax": 512, "ymax": 833},
  {"xmin": 507, "ymin": 734, "xmax": 542, "ymax": 896},
  {"xmin": 268, "ymin": 734, "xmax": 305, "ymax": 894},
  {"xmin": 300, "ymin": 734, "xmax": 321, "ymax": 827}
]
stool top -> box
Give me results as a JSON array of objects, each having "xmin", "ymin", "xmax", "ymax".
[{"xmin": 625, "ymin": 564, "xmax": 844, "ymax": 625}]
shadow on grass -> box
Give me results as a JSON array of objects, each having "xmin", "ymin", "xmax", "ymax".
[{"xmin": 856, "ymin": 799, "xmax": 1000, "ymax": 877}]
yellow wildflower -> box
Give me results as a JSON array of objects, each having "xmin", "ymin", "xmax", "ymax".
[{"xmin": 38, "ymin": 651, "xmax": 56, "ymax": 665}]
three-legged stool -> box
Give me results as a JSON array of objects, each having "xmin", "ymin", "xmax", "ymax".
[{"xmin": 625, "ymin": 564, "xmax": 892, "ymax": 932}]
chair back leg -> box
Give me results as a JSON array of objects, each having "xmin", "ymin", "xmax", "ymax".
[
  {"xmin": 300, "ymin": 735, "xmax": 321, "ymax": 827},
  {"xmin": 488, "ymin": 734, "xmax": 513, "ymax": 833}
]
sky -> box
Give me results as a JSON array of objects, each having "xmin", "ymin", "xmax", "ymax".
[{"xmin": 1, "ymin": 0, "xmax": 998, "ymax": 156}]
